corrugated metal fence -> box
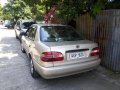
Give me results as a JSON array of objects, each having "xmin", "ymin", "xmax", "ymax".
[{"xmin": 76, "ymin": 10, "xmax": 120, "ymax": 72}]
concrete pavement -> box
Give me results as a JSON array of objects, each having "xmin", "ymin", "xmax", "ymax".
[{"xmin": 0, "ymin": 26, "xmax": 120, "ymax": 90}]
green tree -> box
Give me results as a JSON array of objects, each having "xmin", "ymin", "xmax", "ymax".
[
  {"xmin": 22, "ymin": 0, "xmax": 42, "ymax": 19},
  {"xmin": 3, "ymin": 0, "xmax": 32, "ymax": 21},
  {"xmin": 0, "ymin": 4, "xmax": 3, "ymax": 19},
  {"xmin": 106, "ymin": 0, "xmax": 120, "ymax": 9},
  {"xmin": 35, "ymin": 4, "xmax": 45, "ymax": 20},
  {"xmin": 22, "ymin": 0, "xmax": 108, "ymax": 21},
  {"xmin": 56, "ymin": 0, "xmax": 108, "ymax": 21},
  {"xmin": 22, "ymin": 0, "xmax": 59, "ymax": 20}
]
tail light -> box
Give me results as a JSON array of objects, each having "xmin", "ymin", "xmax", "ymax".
[
  {"xmin": 40, "ymin": 52, "xmax": 64, "ymax": 62},
  {"xmin": 91, "ymin": 47, "xmax": 99, "ymax": 56}
]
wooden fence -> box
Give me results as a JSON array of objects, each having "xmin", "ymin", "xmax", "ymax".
[{"xmin": 76, "ymin": 10, "xmax": 120, "ymax": 71}]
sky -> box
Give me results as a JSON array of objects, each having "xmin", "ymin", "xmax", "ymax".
[{"xmin": 0, "ymin": 0, "xmax": 7, "ymax": 7}]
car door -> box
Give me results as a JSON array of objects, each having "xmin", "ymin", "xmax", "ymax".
[
  {"xmin": 27, "ymin": 26, "xmax": 38, "ymax": 61},
  {"xmin": 23, "ymin": 25, "xmax": 37, "ymax": 56}
]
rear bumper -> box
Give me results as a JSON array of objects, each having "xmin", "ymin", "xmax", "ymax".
[{"xmin": 34, "ymin": 59, "xmax": 101, "ymax": 79}]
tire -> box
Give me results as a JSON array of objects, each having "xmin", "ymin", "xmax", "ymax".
[
  {"xmin": 15, "ymin": 31, "xmax": 19, "ymax": 39},
  {"xmin": 30, "ymin": 59, "xmax": 39, "ymax": 78},
  {"xmin": 21, "ymin": 43, "xmax": 25, "ymax": 53},
  {"xmin": 19, "ymin": 34, "xmax": 22, "ymax": 43},
  {"xmin": 16, "ymin": 35, "xmax": 19, "ymax": 39}
]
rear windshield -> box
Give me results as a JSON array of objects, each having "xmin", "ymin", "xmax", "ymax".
[
  {"xmin": 40, "ymin": 26, "xmax": 84, "ymax": 42},
  {"xmin": 21, "ymin": 22, "xmax": 35, "ymax": 29}
]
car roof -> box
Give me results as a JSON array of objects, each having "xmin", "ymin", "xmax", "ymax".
[
  {"xmin": 19, "ymin": 20, "xmax": 35, "ymax": 23},
  {"xmin": 34, "ymin": 23, "xmax": 67, "ymax": 27}
]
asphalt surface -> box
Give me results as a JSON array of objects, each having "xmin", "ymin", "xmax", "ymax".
[{"xmin": 0, "ymin": 26, "xmax": 120, "ymax": 90}]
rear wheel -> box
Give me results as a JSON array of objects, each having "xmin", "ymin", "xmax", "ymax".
[
  {"xmin": 19, "ymin": 35, "xmax": 22, "ymax": 43},
  {"xmin": 30, "ymin": 59, "xmax": 39, "ymax": 78},
  {"xmin": 21, "ymin": 43, "xmax": 25, "ymax": 53}
]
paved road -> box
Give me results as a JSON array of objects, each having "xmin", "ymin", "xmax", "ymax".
[{"xmin": 0, "ymin": 26, "xmax": 120, "ymax": 90}]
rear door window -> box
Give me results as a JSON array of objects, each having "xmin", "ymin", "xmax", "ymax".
[{"xmin": 26, "ymin": 26, "xmax": 37, "ymax": 40}]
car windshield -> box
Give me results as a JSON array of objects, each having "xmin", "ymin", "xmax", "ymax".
[
  {"xmin": 21, "ymin": 22, "xmax": 35, "ymax": 29},
  {"xmin": 40, "ymin": 26, "xmax": 84, "ymax": 42}
]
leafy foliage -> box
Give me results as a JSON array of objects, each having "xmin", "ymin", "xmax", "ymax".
[
  {"xmin": 2, "ymin": 0, "xmax": 109, "ymax": 22},
  {"xmin": 19, "ymin": 0, "xmax": 109, "ymax": 22},
  {"xmin": 90, "ymin": 0, "xmax": 107, "ymax": 16},
  {"xmin": 106, "ymin": 0, "xmax": 120, "ymax": 9},
  {"xmin": 0, "ymin": 4, "xmax": 3, "ymax": 18},
  {"xmin": 56, "ymin": 0, "xmax": 108, "ymax": 20},
  {"xmin": 22, "ymin": 0, "xmax": 45, "ymax": 20},
  {"xmin": 25, "ymin": 0, "xmax": 108, "ymax": 21},
  {"xmin": 3, "ymin": 0, "xmax": 32, "ymax": 21}
]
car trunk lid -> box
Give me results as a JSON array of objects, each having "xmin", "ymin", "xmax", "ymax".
[{"xmin": 43, "ymin": 40, "xmax": 99, "ymax": 67}]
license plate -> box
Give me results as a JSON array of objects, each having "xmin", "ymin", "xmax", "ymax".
[{"xmin": 67, "ymin": 52, "xmax": 86, "ymax": 60}]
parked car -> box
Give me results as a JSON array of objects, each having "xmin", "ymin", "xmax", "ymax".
[
  {"xmin": 21, "ymin": 24, "xmax": 101, "ymax": 79},
  {"xmin": 14, "ymin": 20, "xmax": 36, "ymax": 41},
  {"xmin": 4, "ymin": 20, "xmax": 14, "ymax": 28},
  {"xmin": 5, "ymin": 21, "xmax": 14, "ymax": 29}
]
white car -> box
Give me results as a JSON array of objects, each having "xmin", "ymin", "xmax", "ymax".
[
  {"xmin": 15, "ymin": 20, "xmax": 36, "ymax": 41},
  {"xmin": 21, "ymin": 24, "xmax": 100, "ymax": 79}
]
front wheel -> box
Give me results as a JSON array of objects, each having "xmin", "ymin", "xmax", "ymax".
[{"xmin": 30, "ymin": 59, "xmax": 39, "ymax": 78}]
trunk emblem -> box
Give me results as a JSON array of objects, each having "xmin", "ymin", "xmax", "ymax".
[{"xmin": 76, "ymin": 45, "xmax": 80, "ymax": 48}]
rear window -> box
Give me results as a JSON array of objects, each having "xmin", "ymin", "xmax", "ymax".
[
  {"xmin": 21, "ymin": 22, "xmax": 36, "ymax": 29},
  {"xmin": 40, "ymin": 26, "xmax": 84, "ymax": 42}
]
